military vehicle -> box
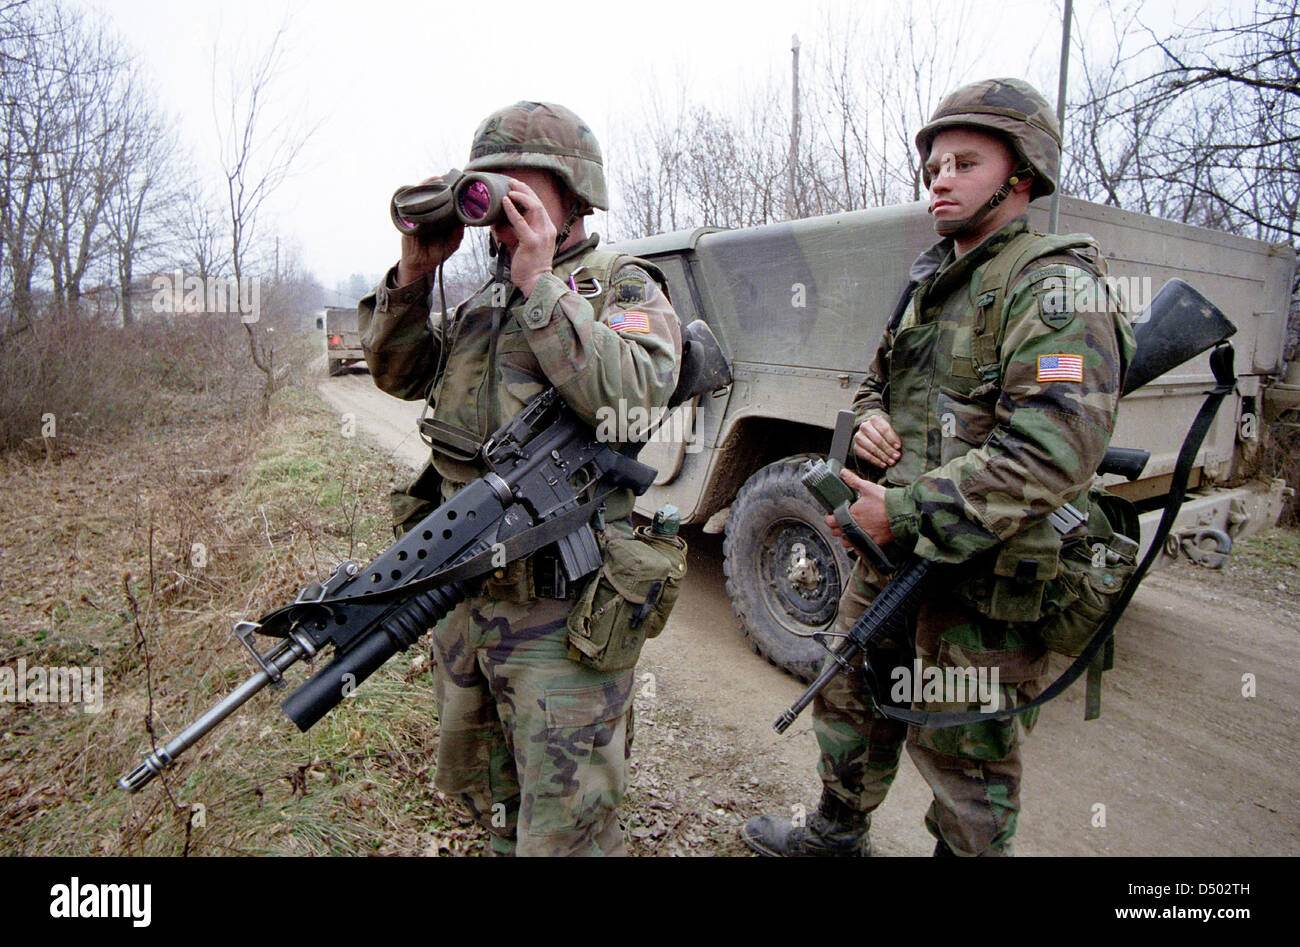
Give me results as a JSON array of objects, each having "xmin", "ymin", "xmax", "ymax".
[
  {"xmin": 616, "ymin": 197, "xmax": 1297, "ymax": 681},
  {"xmin": 320, "ymin": 306, "xmax": 366, "ymax": 375}
]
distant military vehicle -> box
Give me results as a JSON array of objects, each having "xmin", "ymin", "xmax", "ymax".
[
  {"xmin": 616, "ymin": 196, "xmax": 1297, "ymax": 681},
  {"xmin": 320, "ymin": 306, "xmax": 366, "ymax": 375}
]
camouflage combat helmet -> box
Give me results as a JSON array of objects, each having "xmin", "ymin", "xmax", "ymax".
[
  {"xmin": 915, "ymin": 78, "xmax": 1061, "ymax": 200},
  {"xmin": 466, "ymin": 101, "xmax": 608, "ymax": 212}
]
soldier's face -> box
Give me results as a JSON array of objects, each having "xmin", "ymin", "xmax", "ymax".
[
  {"xmin": 925, "ymin": 128, "xmax": 1019, "ymax": 224},
  {"xmin": 490, "ymin": 167, "xmax": 567, "ymax": 256}
]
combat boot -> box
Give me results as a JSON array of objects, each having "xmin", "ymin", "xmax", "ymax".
[{"xmin": 740, "ymin": 792, "xmax": 871, "ymax": 857}]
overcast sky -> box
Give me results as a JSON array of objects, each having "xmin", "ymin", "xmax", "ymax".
[{"xmin": 81, "ymin": 0, "xmax": 1210, "ymax": 299}]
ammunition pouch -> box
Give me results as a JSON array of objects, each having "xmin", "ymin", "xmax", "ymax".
[
  {"xmin": 480, "ymin": 547, "xmax": 575, "ymax": 604},
  {"xmin": 565, "ymin": 522, "xmax": 687, "ymax": 671},
  {"xmin": 990, "ymin": 519, "xmax": 1061, "ymax": 623},
  {"xmin": 953, "ymin": 489, "xmax": 1139, "ymax": 655},
  {"xmin": 953, "ymin": 518, "xmax": 1059, "ymax": 624}
]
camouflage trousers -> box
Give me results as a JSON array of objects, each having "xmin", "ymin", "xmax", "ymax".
[
  {"xmin": 813, "ymin": 558, "xmax": 1048, "ymax": 856},
  {"xmin": 429, "ymin": 593, "xmax": 636, "ymax": 856}
]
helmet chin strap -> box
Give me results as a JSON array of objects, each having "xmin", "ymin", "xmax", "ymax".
[
  {"xmin": 554, "ymin": 204, "xmax": 583, "ymax": 252},
  {"xmin": 932, "ymin": 164, "xmax": 1032, "ymax": 237}
]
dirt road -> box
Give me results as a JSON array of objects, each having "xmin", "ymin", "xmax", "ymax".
[{"xmin": 320, "ymin": 372, "xmax": 1299, "ymax": 857}]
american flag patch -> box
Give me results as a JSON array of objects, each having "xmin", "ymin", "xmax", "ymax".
[
  {"xmin": 607, "ymin": 310, "xmax": 650, "ymax": 333},
  {"xmin": 1037, "ymin": 353, "xmax": 1084, "ymax": 382}
]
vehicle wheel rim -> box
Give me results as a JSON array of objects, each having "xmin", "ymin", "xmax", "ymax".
[{"xmin": 759, "ymin": 517, "xmax": 842, "ymax": 633}]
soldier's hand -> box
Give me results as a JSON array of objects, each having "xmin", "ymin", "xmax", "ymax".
[
  {"xmin": 500, "ymin": 177, "xmax": 556, "ymax": 298},
  {"xmin": 396, "ymin": 175, "xmax": 464, "ymax": 286},
  {"xmin": 826, "ymin": 468, "xmax": 895, "ymax": 548},
  {"xmin": 853, "ymin": 415, "xmax": 902, "ymax": 467}
]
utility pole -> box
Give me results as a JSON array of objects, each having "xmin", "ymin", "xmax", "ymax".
[
  {"xmin": 787, "ymin": 34, "xmax": 801, "ymax": 220},
  {"xmin": 1049, "ymin": 0, "xmax": 1073, "ymax": 234}
]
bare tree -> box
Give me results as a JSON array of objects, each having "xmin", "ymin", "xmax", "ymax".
[
  {"xmin": 1067, "ymin": 0, "xmax": 1298, "ymax": 244},
  {"xmin": 39, "ymin": 3, "xmax": 125, "ymax": 314},
  {"xmin": 611, "ymin": 84, "xmax": 690, "ymax": 237},
  {"xmin": 2, "ymin": 2, "xmax": 194, "ymax": 331},
  {"xmin": 1, "ymin": 0, "xmax": 61, "ymax": 331},
  {"xmin": 210, "ymin": 22, "xmax": 315, "ymax": 403},
  {"xmin": 607, "ymin": 2, "xmax": 983, "ymax": 239},
  {"xmin": 182, "ymin": 186, "xmax": 230, "ymax": 285},
  {"xmin": 802, "ymin": 2, "xmax": 984, "ymax": 212},
  {"xmin": 104, "ymin": 69, "xmax": 185, "ymax": 326}
]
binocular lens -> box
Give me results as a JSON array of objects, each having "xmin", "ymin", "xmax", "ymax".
[
  {"xmin": 458, "ymin": 180, "xmax": 492, "ymax": 222},
  {"xmin": 390, "ymin": 170, "xmax": 512, "ymax": 237}
]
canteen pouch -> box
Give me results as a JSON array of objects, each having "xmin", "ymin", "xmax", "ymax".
[
  {"xmin": 566, "ymin": 523, "xmax": 688, "ymax": 671},
  {"xmin": 1035, "ymin": 491, "xmax": 1140, "ymax": 656}
]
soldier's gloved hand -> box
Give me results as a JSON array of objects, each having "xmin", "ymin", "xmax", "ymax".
[
  {"xmin": 826, "ymin": 468, "xmax": 895, "ymax": 549},
  {"xmin": 498, "ymin": 177, "xmax": 557, "ymax": 298},
  {"xmin": 853, "ymin": 415, "xmax": 902, "ymax": 467},
  {"xmin": 396, "ymin": 174, "xmax": 465, "ymax": 286}
]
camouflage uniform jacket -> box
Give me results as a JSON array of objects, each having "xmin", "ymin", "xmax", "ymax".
[
  {"xmin": 855, "ymin": 216, "xmax": 1136, "ymax": 570},
  {"xmin": 358, "ymin": 235, "xmax": 683, "ymax": 522}
]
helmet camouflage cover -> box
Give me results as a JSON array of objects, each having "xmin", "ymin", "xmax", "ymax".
[
  {"xmin": 466, "ymin": 101, "xmax": 608, "ymax": 212},
  {"xmin": 915, "ymin": 78, "xmax": 1061, "ymax": 199}
]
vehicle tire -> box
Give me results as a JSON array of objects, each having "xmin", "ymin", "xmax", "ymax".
[
  {"xmin": 723, "ymin": 457, "xmax": 853, "ymax": 682},
  {"xmin": 328, "ymin": 358, "xmax": 344, "ymax": 376}
]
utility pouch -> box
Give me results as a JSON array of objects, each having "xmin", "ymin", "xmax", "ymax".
[
  {"xmin": 389, "ymin": 461, "xmax": 445, "ymax": 538},
  {"xmin": 1036, "ymin": 490, "xmax": 1140, "ymax": 656},
  {"xmin": 566, "ymin": 523, "xmax": 687, "ymax": 672}
]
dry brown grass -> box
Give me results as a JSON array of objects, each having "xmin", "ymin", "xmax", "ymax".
[
  {"xmin": 0, "ymin": 382, "xmax": 486, "ymax": 856},
  {"xmin": 0, "ymin": 315, "xmax": 274, "ymax": 455}
]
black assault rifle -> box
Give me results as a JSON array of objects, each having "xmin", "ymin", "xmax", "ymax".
[
  {"xmin": 774, "ymin": 278, "xmax": 1239, "ymax": 733},
  {"xmin": 119, "ymin": 319, "xmax": 731, "ymax": 792}
]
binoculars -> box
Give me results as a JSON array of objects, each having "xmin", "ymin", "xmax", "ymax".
[{"xmin": 390, "ymin": 169, "xmax": 513, "ymax": 237}]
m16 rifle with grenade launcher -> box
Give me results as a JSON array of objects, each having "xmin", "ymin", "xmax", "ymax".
[{"xmin": 118, "ymin": 319, "xmax": 730, "ymax": 793}]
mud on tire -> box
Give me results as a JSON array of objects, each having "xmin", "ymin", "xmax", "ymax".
[{"xmin": 723, "ymin": 457, "xmax": 852, "ymax": 682}]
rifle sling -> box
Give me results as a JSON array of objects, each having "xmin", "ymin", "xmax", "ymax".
[{"xmin": 865, "ymin": 343, "xmax": 1238, "ymax": 728}]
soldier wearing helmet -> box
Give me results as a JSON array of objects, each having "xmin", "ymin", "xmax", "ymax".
[
  {"xmin": 359, "ymin": 101, "xmax": 683, "ymax": 856},
  {"xmin": 743, "ymin": 79, "xmax": 1135, "ymax": 857}
]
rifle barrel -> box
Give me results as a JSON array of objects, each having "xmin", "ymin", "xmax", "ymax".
[
  {"xmin": 118, "ymin": 638, "xmax": 311, "ymax": 792},
  {"xmin": 773, "ymin": 648, "xmax": 856, "ymax": 733}
]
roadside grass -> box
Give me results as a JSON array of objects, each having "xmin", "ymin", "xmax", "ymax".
[
  {"xmin": 1150, "ymin": 523, "xmax": 1300, "ymax": 620},
  {"xmin": 1233, "ymin": 527, "xmax": 1300, "ymax": 572},
  {"xmin": 0, "ymin": 383, "xmax": 485, "ymax": 856}
]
